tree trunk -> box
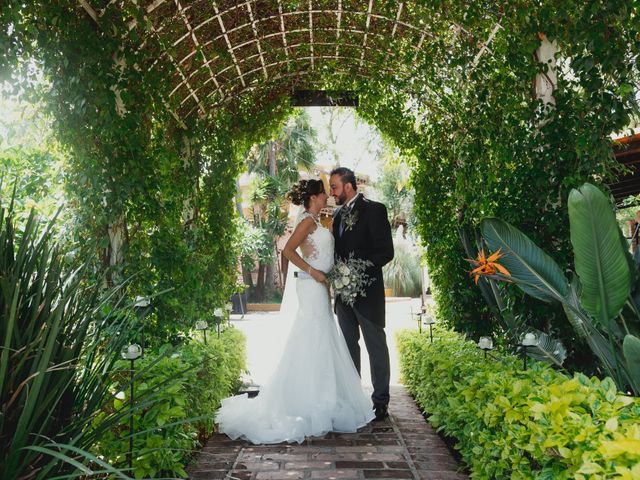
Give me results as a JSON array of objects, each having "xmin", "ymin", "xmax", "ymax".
[
  {"xmin": 265, "ymin": 246, "xmax": 276, "ymax": 293},
  {"xmin": 104, "ymin": 214, "xmax": 127, "ymax": 287},
  {"xmin": 181, "ymin": 135, "xmax": 199, "ymax": 229},
  {"xmin": 256, "ymin": 263, "xmax": 266, "ymax": 301},
  {"xmin": 264, "ymin": 143, "xmax": 278, "ymax": 294}
]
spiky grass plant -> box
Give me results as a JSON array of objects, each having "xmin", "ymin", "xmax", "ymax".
[
  {"xmin": 0, "ymin": 206, "xmax": 135, "ymax": 479},
  {"xmin": 383, "ymin": 241, "xmax": 422, "ymax": 298}
]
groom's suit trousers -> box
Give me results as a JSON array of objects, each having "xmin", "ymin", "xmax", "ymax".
[{"xmin": 336, "ymin": 300, "xmax": 390, "ymax": 407}]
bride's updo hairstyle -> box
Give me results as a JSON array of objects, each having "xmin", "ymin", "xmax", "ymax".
[{"xmin": 286, "ymin": 179, "xmax": 325, "ymax": 209}]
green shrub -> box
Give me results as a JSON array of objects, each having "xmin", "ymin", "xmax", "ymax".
[
  {"xmin": 397, "ymin": 328, "xmax": 640, "ymax": 479},
  {"xmin": 94, "ymin": 327, "xmax": 246, "ymax": 478}
]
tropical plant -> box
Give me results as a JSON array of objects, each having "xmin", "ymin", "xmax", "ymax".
[
  {"xmin": 0, "ymin": 206, "xmax": 136, "ymax": 479},
  {"xmin": 480, "ymin": 183, "xmax": 640, "ymax": 394},
  {"xmin": 374, "ymin": 147, "xmax": 414, "ymax": 232},
  {"xmin": 459, "ymin": 227, "xmax": 568, "ymax": 367},
  {"xmin": 242, "ymin": 111, "xmax": 317, "ymax": 301},
  {"xmin": 0, "ymin": 94, "xmax": 68, "ymax": 227}
]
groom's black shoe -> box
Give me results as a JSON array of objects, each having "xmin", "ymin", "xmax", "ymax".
[{"xmin": 373, "ymin": 404, "xmax": 389, "ymax": 421}]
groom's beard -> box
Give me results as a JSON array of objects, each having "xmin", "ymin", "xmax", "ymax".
[{"xmin": 336, "ymin": 192, "xmax": 348, "ymax": 205}]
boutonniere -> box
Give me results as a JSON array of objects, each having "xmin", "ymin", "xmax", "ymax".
[{"xmin": 343, "ymin": 209, "xmax": 359, "ymax": 232}]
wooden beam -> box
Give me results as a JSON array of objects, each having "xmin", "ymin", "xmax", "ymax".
[
  {"xmin": 290, "ymin": 90, "xmax": 358, "ymax": 107},
  {"xmin": 79, "ymin": 0, "xmax": 99, "ymax": 23}
]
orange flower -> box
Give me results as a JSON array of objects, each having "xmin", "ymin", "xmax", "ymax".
[{"xmin": 467, "ymin": 248, "xmax": 511, "ymax": 284}]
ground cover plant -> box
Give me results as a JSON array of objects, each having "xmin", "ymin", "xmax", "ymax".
[
  {"xmin": 397, "ymin": 328, "xmax": 640, "ymax": 479},
  {"xmin": 93, "ymin": 328, "xmax": 246, "ymax": 478}
]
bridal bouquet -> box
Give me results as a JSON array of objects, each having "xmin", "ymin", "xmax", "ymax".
[{"xmin": 328, "ymin": 254, "xmax": 375, "ymax": 307}]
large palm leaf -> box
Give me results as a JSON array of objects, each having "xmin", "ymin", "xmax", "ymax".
[
  {"xmin": 568, "ymin": 183, "xmax": 631, "ymax": 330},
  {"xmin": 481, "ymin": 218, "xmax": 569, "ymax": 303},
  {"xmin": 245, "ymin": 111, "xmax": 316, "ymax": 180}
]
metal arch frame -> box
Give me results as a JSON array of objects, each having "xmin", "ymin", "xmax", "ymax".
[
  {"xmin": 128, "ymin": 2, "xmax": 436, "ymax": 119},
  {"xmin": 169, "ymin": 10, "xmax": 429, "ymax": 68},
  {"xmin": 212, "ymin": 1, "xmax": 246, "ymax": 88},
  {"xmin": 168, "ymin": 27, "xmax": 423, "ymax": 100},
  {"xmin": 184, "ymin": 67, "xmax": 379, "ymax": 117},
  {"xmin": 80, "ymin": 0, "xmax": 505, "ymax": 121},
  {"xmin": 157, "ymin": 7, "xmax": 432, "ymax": 51},
  {"xmin": 179, "ymin": 52, "xmax": 406, "ymax": 111},
  {"xmin": 173, "ymin": 40, "xmax": 408, "ymax": 106},
  {"xmin": 174, "ymin": 0, "xmax": 221, "ymax": 100}
]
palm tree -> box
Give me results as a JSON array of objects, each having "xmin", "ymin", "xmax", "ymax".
[{"xmin": 243, "ymin": 111, "xmax": 317, "ymax": 301}]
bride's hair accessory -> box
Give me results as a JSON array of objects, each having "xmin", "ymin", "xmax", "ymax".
[{"xmin": 286, "ymin": 179, "xmax": 325, "ymax": 208}]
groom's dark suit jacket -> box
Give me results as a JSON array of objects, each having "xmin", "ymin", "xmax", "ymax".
[{"xmin": 333, "ymin": 195, "xmax": 394, "ymax": 326}]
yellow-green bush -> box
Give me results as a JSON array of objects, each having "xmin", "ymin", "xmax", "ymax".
[{"xmin": 396, "ymin": 329, "xmax": 640, "ymax": 479}]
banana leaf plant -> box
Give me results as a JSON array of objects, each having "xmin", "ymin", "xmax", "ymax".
[
  {"xmin": 460, "ymin": 228, "xmax": 568, "ymax": 367},
  {"xmin": 480, "ymin": 183, "xmax": 640, "ymax": 395}
]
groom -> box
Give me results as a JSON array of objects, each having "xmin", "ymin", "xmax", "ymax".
[{"xmin": 329, "ymin": 167, "xmax": 394, "ymax": 421}]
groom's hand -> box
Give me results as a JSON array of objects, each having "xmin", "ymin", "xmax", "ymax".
[{"xmin": 309, "ymin": 267, "xmax": 328, "ymax": 285}]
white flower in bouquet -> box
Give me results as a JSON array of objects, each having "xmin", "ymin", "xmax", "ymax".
[
  {"xmin": 214, "ymin": 308, "xmax": 224, "ymax": 317},
  {"xmin": 328, "ymin": 253, "xmax": 375, "ymax": 307}
]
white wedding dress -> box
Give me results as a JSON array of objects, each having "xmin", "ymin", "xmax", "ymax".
[{"xmin": 216, "ymin": 212, "xmax": 374, "ymax": 444}]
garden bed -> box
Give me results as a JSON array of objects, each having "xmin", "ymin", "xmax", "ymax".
[
  {"xmin": 94, "ymin": 327, "xmax": 247, "ymax": 478},
  {"xmin": 396, "ymin": 328, "xmax": 640, "ymax": 479}
]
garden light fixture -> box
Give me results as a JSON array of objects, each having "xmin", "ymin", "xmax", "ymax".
[
  {"xmin": 214, "ymin": 308, "xmax": 224, "ymax": 338},
  {"xmin": 411, "ymin": 309, "xmax": 423, "ymax": 333},
  {"xmin": 519, "ymin": 332, "xmax": 538, "ymax": 370},
  {"xmin": 120, "ymin": 344, "xmax": 142, "ymax": 472},
  {"xmin": 195, "ymin": 320, "xmax": 209, "ymax": 345},
  {"xmin": 477, "ymin": 336, "xmax": 494, "ymax": 359},
  {"xmin": 422, "ymin": 308, "xmax": 436, "ymax": 343},
  {"xmin": 133, "ymin": 296, "xmax": 152, "ymax": 357}
]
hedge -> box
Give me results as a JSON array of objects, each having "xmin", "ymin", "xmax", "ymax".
[
  {"xmin": 396, "ymin": 328, "xmax": 640, "ymax": 479},
  {"xmin": 93, "ymin": 327, "xmax": 246, "ymax": 478}
]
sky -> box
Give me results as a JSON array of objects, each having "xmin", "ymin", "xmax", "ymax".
[{"xmin": 304, "ymin": 106, "xmax": 384, "ymax": 182}]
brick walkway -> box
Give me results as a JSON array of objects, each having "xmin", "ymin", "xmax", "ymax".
[{"xmin": 187, "ymin": 386, "xmax": 467, "ymax": 480}]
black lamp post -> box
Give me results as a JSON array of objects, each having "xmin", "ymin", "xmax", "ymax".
[
  {"xmin": 225, "ymin": 302, "xmax": 233, "ymax": 326},
  {"xmin": 423, "ymin": 316, "xmax": 436, "ymax": 343},
  {"xmin": 519, "ymin": 333, "xmax": 538, "ymax": 370},
  {"xmin": 411, "ymin": 309, "xmax": 423, "ymax": 333},
  {"xmin": 214, "ymin": 308, "xmax": 224, "ymax": 338},
  {"xmin": 121, "ymin": 344, "xmax": 142, "ymax": 472},
  {"xmin": 195, "ymin": 320, "xmax": 209, "ymax": 345}
]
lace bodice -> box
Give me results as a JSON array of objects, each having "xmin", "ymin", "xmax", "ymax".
[{"xmin": 295, "ymin": 211, "xmax": 335, "ymax": 273}]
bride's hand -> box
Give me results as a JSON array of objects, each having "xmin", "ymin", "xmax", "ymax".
[{"xmin": 309, "ymin": 267, "xmax": 328, "ymax": 285}]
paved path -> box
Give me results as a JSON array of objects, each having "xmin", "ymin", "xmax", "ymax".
[
  {"xmin": 188, "ymin": 386, "xmax": 467, "ymax": 480},
  {"xmin": 187, "ymin": 299, "xmax": 468, "ymax": 479}
]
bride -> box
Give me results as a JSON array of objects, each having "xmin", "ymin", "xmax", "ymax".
[{"xmin": 215, "ymin": 179, "xmax": 374, "ymax": 444}]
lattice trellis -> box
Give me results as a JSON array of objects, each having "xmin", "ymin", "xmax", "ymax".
[{"xmin": 81, "ymin": 1, "xmax": 502, "ymax": 119}]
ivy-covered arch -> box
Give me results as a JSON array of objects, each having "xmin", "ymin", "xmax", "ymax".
[{"xmin": 1, "ymin": 1, "xmax": 638, "ymax": 353}]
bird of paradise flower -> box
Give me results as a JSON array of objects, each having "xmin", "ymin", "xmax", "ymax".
[{"xmin": 466, "ymin": 248, "xmax": 511, "ymax": 284}]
